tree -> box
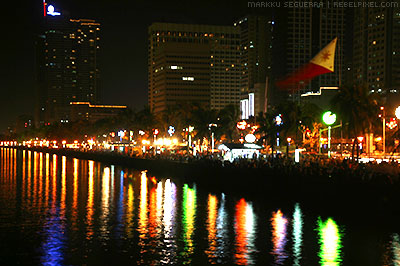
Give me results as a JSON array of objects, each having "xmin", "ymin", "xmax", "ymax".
[
  {"xmin": 217, "ymin": 104, "xmax": 240, "ymax": 142},
  {"xmin": 256, "ymin": 109, "xmax": 282, "ymax": 155},
  {"xmin": 331, "ymin": 84, "xmax": 380, "ymax": 160},
  {"xmin": 190, "ymin": 107, "xmax": 218, "ymax": 144},
  {"xmin": 134, "ymin": 106, "xmax": 156, "ymax": 132}
]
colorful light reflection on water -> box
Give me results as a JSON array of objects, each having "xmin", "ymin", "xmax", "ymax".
[
  {"xmin": 292, "ymin": 203, "xmax": 303, "ymax": 266},
  {"xmin": 234, "ymin": 198, "xmax": 256, "ymax": 265},
  {"xmin": 181, "ymin": 184, "xmax": 197, "ymax": 264},
  {"xmin": 0, "ymin": 148, "xmax": 399, "ymax": 265},
  {"xmin": 317, "ymin": 217, "xmax": 343, "ymax": 266},
  {"xmin": 271, "ymin": 209, "xmax": 288, "ymax": 265},
  {"xmin": 392, "ymin": 233, "xmax": 400, "ymax": 266}
]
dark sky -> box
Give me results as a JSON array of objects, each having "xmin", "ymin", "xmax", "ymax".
[{"xmin": 4, "ymin": 0, "xmax": 262, "ymax": 133}]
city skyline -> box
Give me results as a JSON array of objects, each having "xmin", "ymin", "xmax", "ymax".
[
  {"xmin": 5, "ymin": 0, "xmax": 400, "ymax": 134},
  {"xmin": 35, "ymin": 14, "xmax": 101, "ymax": 126},
  {"xmin": 3, "ymin": 1, "xmax": 400, "ymax": 265},
  {"xmin": 4, "ymin": 0, "xmax": 248, "ymax": 133}
]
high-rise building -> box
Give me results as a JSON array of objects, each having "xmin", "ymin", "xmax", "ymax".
[
  {"xmin": 234, "ymin": 16, "xmax": 273, "ymax": 95},
  {"xmin": 353, "ymin": 6, "xmax": 400, "ymax": 98},
  {"xmin": 69, "ymin": 102, "xmax": 127, "ymax": 123},
  {"xmin": 148, "ymin": 23, "xmax": 241, "ymax": 113},
  {"xmin": 35, "ymin": 3, "xmax": 100, "ymax": 126},
  {"xmin": 284, "ymin": 5, "xmax": 347, "ymax": 100},
  {"xmin": 286, "ymin": 7, "xmax": 313, "ymax": 97},
  {"xmin": 234, "ymin": 15, "xmax": 274, "ymax": 115},
  {"xmin": 316, "ymin": 8, "xmax": 346, "ymax": 89}
]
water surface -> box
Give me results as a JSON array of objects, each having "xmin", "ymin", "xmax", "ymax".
[{"xmin": 0, "ymin": 148, "xmax": 399, "ymax": 265}]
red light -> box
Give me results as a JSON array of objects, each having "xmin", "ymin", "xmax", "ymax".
[{"xmin": 43, "ymin": 0, "xmax": 47, "ymax": 17}]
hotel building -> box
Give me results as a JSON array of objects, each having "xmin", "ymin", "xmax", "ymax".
[
  {"xmin": 353, "ymin": 6, "xmax": 400, "ymax": 98},
  {"xmin": 148, "ymin": 23, "xmax": 241, "ymax": 113},
  {"xmin": 35, "ymin": 3, "xmax": 100, "ymax": 126}
]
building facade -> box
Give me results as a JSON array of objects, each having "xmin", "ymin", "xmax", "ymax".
[
  {"xmin": 69, "ymin": 102, "xmax": 127, "ymax": 123},
  {"xmin": 234, "ymin": 15, "xmax": 273, "ymax": 95},
  {"xmin": 285, "ymin": 5, "xmax": 347, "ymax": 100},
  {"xmin": 235, "ymin": 15, "xmax": 274, "ymax": 115},
  {"xmin": 353, "ymin": 5, "xmax": 400, "ymax": 99},
  {"xmin": 35, "ymin": 3, "xmax": 100, "ymax": 126},
  {"xmin": 148, "ymin": 23, "xmax": 241, "ymax": 113}
]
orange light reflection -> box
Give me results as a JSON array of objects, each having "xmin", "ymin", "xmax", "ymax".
[
  {"xmin": 138, "ymin": 171, "xmax": 148, "ymax": 249},
  {"xmin": 206, "ymin": 194, "xmax": 218, "ymax": 262},
  {"xmin": 86, "ymin": 160, "xmax": 95, "ymax": 239},
  {"xmin": 271, "ymin": 210, "xmax": 288, "ymax": 265}
]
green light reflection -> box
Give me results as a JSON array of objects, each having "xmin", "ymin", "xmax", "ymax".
[
  {"xmin": 317, "ymin": 217, "xmax": 344, "ymax": 266},
  {"xmin": 392, "ymin": 233, "xmax": 400, "ymax": 266},
  {"xmin": 181, "ymin": 184, "xmax": 197, "ymax": 264},
  {"xmin": 292, "ymin": 203, "xmax": 303, "ymax": 266}
]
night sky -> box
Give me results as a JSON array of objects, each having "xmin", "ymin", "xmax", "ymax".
[{"xmin": 4, "ymin": 0, "xmax": 262, "ymax": 132}]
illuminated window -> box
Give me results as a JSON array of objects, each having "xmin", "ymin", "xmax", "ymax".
[{"xmin": 170, "ymin": 65, "xmax": 183, "ymax": 70}]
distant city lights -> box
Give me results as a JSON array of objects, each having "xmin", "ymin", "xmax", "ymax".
[
  {"xmin": 168, "ymin": 126, "xmax": 175, "ymax": 136},
  {"xmin": 275, "ymin": 115, "xmax": 283, "ymax": 126}
]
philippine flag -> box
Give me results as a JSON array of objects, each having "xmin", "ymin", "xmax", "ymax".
[{"xmin": 276, "ymin": 38, "xmax": 337, "ymax": 90}]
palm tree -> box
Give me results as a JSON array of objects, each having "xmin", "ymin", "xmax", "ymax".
[
  {"xmin": 190, "ymin": 107, "xmax": 218, "ymax": 144},
  {"xmin": 134, "ymin": 106, "xmax": 156, "ymax": 133},
  {"xmin": 256, "ymin": 109, "xmax": 282, "ymax": 155},
  {"xmin": 217, "ymin": 104, "xmax": 240, "ymax": 142},
  {"xmin": 331, "ymin": 84, "xmax": 381, "ymax": 160},
  {"xmin": 157, "ymin": 105, "xmax": 184, "ymax": 137}
]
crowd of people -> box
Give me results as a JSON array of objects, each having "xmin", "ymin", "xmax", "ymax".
[{"xmin": 79, "ymin": 145, "xmax": 400, "ymax": 186}]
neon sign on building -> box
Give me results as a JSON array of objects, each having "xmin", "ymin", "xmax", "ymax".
[
  {"xmin": 43, "ymin": 1, "xmax": 61, "ymax": 17},
  {"xmin": 47, "ymin": 5, "xmax": 61, "ymax": 16}
]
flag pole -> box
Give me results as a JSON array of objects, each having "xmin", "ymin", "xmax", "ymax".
[
  {"xmin": 264, "ymin": 76, "xmax": 268, "ymax": 113},
  {"xmin": 338, "ymin": 37, "xmax": 341, "ymax": 87}
]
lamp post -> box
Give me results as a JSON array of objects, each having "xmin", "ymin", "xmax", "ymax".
[
  {"xmin": 322, "ymin": 111, "xmax": 337, "ymax": 158},
  {"xmin": 380, "ymin": 106, "xmax": 386, "ymax": 158},
  {"xmin": 187, "ymin": 126, "xmax": 194, "ymax": 152},
  {"xmin": 286, "ymin": 137, "xmax": 291, "ymax": 157},
  {"xmin": 395, "ymin": 106, "xmax": 400, "ymax": 156},
  {"xmin": 208, "ymin": 123, "xmax": 217, "ymax": 152},
  {"xmin": 153, "ymin": 129, "xmax": 159, "ymax": 155}
]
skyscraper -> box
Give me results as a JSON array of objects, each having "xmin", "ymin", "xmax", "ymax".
[
  {"xmin": 317, "ymin": 8, "xmax": 346, "ymax": 88},
  {"xmin": 284, "ymin": 5, "xmax": 347, "ymax": 100},
  {"xmin": 353, "ymin": 5, "xmax": 400, "ymax": 98},
  {"xmin": 285, "ymin": 7, "xmax": 313, "ymax": 99},
  {"xmin": 35, "ymin": 3, "xmax": 100, "ymax": 126},
  {"xmin": 148, "ymin": 23, "xmax": 241, "ymax": 113},
  {"xmin": 235, "ymin": 15, "xmax": 274, "ymax": 115}
]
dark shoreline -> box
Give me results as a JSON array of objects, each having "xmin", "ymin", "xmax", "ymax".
[{"xmin": 4, "ymin": 146, "xmax": 400, "ymax": 214}]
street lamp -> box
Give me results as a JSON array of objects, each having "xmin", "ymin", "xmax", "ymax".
[
  {"xmin": 275, "ymin": 114, "xmax": 283, "ymax": 148},
  {"xmin": 357, "ymin": 136, "xmax": 364, "ymax": 154},
  {"xmin": 187, "ymin": 126, "xmax": 194, "ymax": 152},
  {"xmin": 208, "ymin": 123, "xmax": 217, "ymax": 152},
  {"xmin": 322, "ymin": 111, "xmax": 337, "ymax": 158},
  {"xmin": 286, "ymin": 137, "xmax": 292, "ymax": 157},
  {"xmin": 379, "ymin": 106, "xmax": 385, "ymax": 158}
]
